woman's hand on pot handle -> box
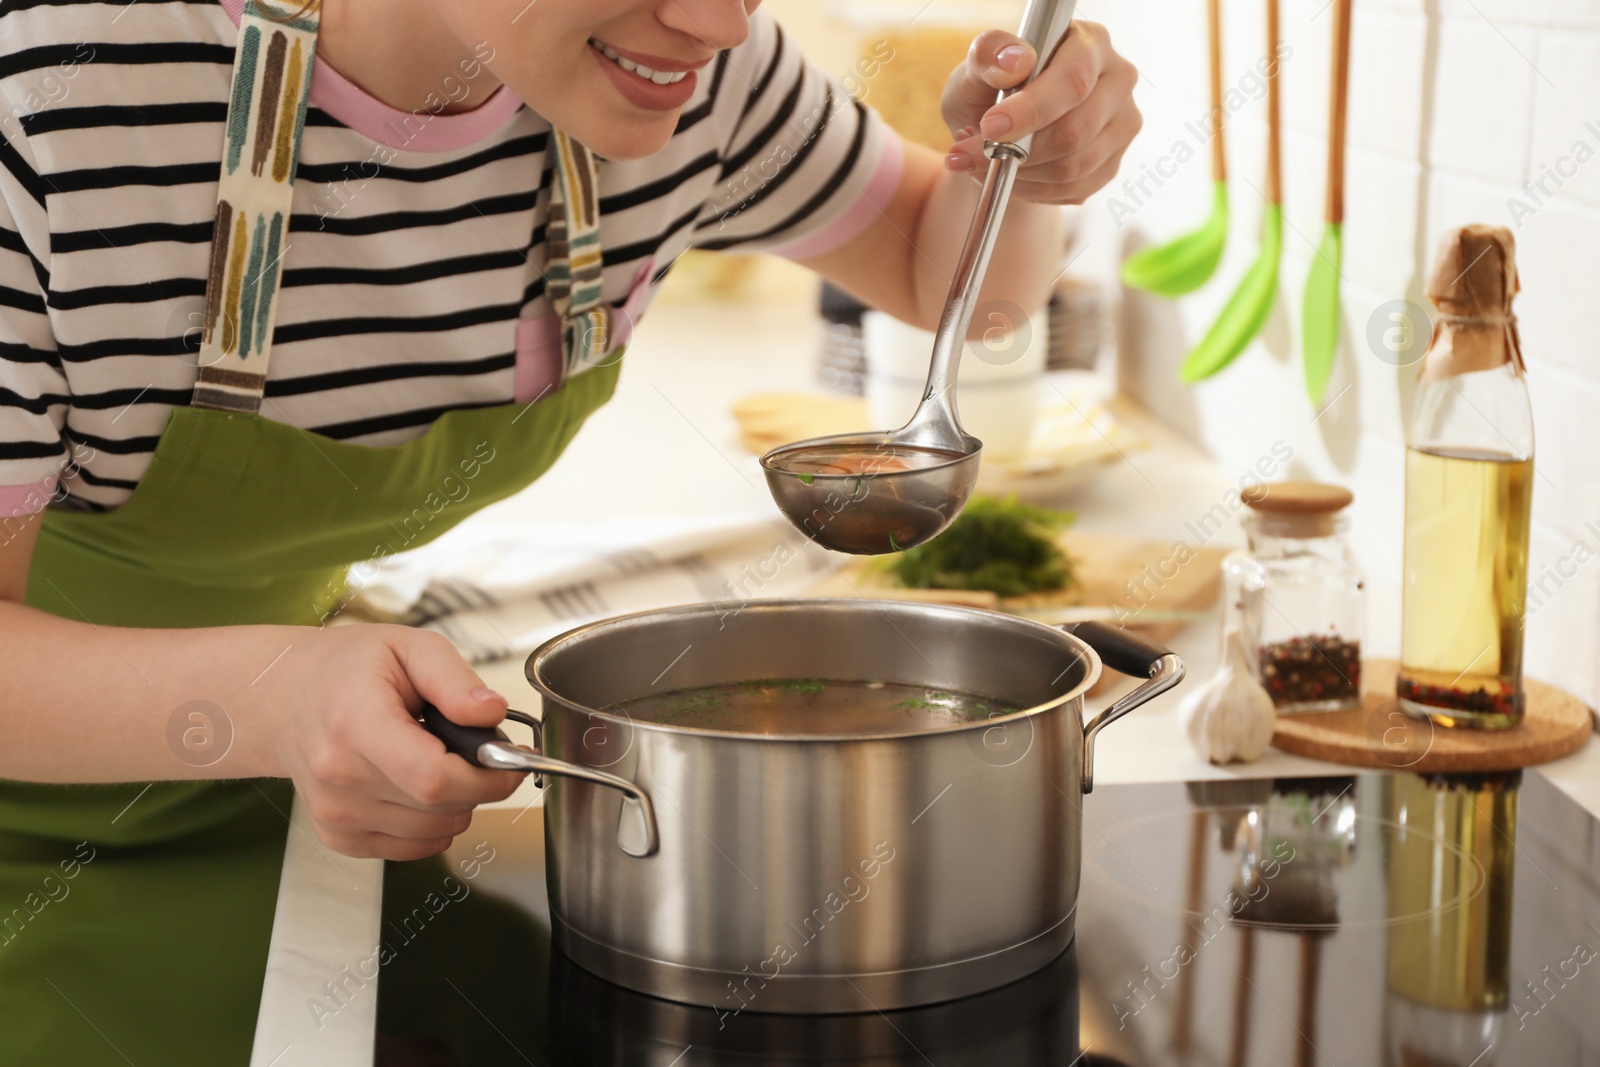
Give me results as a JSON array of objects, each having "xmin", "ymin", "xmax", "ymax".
[{"xmin": 265, "ymin": 625, "xmax": 522, "ymax": 861}]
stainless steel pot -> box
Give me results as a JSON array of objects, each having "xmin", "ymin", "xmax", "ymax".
[{"xmin": 422, "ymin": 599, "xmax": 1182, "ymax": 1014}]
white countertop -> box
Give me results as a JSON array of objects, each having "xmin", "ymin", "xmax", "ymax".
[{"xmin": 246, "ymin": 294, "xmax": 1600, "ymax": 1067}]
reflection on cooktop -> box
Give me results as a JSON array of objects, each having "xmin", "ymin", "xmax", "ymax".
[{"xmin": 374, "ymin": 770, "xmax": 1600, "ymax": 1066}]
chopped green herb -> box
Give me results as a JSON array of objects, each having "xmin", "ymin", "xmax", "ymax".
[
  {"xmin": 782, "ymin": 679, "xmax": 827, "ymax": 694},
  {"xmin": 656, "ymin": 688, "xmax": 729, "ymax": 714},
  {"xmin": 797, "ymin": 473, "xmax": 814, "ymax": 485},
  {"xmin": 888, "ymin": 532, "xmax": 902, "ymax": 552},
  {"xmin": 891, "ymin": 698, "xmax": 938, "ymax": 710},
  {"xmin": 887, "ymin": 495, "xmax": 1076, "ymax": 598}
]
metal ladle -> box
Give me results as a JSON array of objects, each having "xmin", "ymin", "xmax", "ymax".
[{"xmin": 761, "ymin": 0, "xmax": 1077, "ymax": 556}]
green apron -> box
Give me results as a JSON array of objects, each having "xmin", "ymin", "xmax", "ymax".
[{"xmin": 0, "ymin": 2, "xmax": 621, "ymax": 1061}]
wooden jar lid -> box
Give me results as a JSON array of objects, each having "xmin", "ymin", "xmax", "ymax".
[
  {"xmin": 1241, "ymin": 481, "xmax": 1353, "ymax": 537},
  {"xmin": 1241, "ymin": 481, "xmax": 1353, "ymax": 513}
]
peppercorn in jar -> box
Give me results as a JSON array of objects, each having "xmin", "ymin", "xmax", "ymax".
[{"xmin": 1221, "ymin": 482, "xmax": 1365, "ymax": 713}]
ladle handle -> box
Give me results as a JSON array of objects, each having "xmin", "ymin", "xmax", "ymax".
[
  {"xmin": 992, "ymin": 0, "xmax": 1080, "ymax": 160},
  {"xmin": 907, "ymin": 0, "xmax": 1076, "ymax": 448}
]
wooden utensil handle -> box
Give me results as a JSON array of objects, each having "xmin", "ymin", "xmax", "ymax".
[
  {"xmin": 1266, "ymin": 0, "xmax": 1282, "ymax": 205},
  {"xmin": 1209, "ymin": 0, "xmax": 1226, "ymax": 182},
  {"xmin": 1296, "ymin": 934, "xmax": 1324, "ymax": 1067},
  {"xmin": 1326, "ymin": 0, "xmax": 1353, "ymax": 224},
  {"xmin": 1230, "ymin": 924, "xmax": 1256, "ymax": 1067}
]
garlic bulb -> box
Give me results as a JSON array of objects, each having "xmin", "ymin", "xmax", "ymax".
[{"xmin": 1180, "ymin": 629, "xmax": 1278, "ymax": 764}]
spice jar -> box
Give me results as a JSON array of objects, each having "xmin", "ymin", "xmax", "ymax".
[{"xmin": 1221, "ymin": 482, "xmax": 1364, "ymax": 712}]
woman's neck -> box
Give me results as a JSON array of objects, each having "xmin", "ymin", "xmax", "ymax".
[{"xmin": 315, "ymin": 0, "xmax": 503, "ymax": 114}]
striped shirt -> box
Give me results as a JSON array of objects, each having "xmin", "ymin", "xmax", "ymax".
[{"xmin": 0, "ymin": 0, "xmax": 903, "ymax": 514}]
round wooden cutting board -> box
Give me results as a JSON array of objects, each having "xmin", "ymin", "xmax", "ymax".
[{"xmin": 1272, "ymin": 658, "xmax": 1595, "ymax": 773}]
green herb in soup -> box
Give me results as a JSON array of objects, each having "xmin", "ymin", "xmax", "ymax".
[{"xmin": 615, "ymin": 679, "xmax": 1020, "ymax": 734}]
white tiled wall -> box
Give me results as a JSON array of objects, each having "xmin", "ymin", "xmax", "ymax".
[{"xmin": 1076, "ymin": 0, "xmax": 1600, "ymax": 709}]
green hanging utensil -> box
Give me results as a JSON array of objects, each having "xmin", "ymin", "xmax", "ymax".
[
  {"xmin": 1180, "ymin": 0, "xmax": 1282, "ymax": 384},
  {"xmin": 1301, "ymin": 0, "xmax": 1352, "ymax": 403},
  {"xmin": 1120, "ymin": 0, "xmax": 1228, "ymax": 296}
]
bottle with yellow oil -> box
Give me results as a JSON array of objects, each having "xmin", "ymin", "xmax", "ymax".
[{"xmin": 1399, "ymin": 226, "xmax": 1534, "ymax": 730}]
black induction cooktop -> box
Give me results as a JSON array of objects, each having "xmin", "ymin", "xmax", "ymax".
[{"xmin": 373, "ymin": 769, "xmax": 1600, "ymax": 1066}]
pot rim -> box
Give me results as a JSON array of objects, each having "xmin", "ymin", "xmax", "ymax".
[{"xmin": 525, "ymin": 597, "xmax": 1103, "ymax": 743}]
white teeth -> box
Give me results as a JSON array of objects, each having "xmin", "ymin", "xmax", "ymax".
[{"xmin": 591, "ymin": 39, "xmax": 689, "ymax": 85}]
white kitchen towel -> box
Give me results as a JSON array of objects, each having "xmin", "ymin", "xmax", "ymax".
[{"xmin": 345, "ymin": 513, "xmax": 842, "ymax": 664}]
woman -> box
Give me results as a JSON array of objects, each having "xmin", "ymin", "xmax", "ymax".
[{"xmin": 0, "ymin": 0, "xmax": 1139, "ymax": 1061}]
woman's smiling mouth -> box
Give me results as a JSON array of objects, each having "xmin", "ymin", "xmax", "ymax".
[
  {"xmin": 587, "ymin": 38, "xmax": 707, "ymax": 112},
  {"xmin": 589, "ymin": 38, "xmax": 690, "ymax": 85}
]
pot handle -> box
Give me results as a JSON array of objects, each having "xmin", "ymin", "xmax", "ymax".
[
  {"xmin": 1062, "ymin": 622, "xmax": 1186, "ymax": 794},
  {"xmin": 418, "ymin": 703, "xmax": 659, "ymax": 858}
]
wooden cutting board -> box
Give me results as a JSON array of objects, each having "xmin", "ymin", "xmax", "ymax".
[
  {"xmin": 1272, "ymin": 658, "xmax": 1594, "ymax": 772},
  {"xmin": 808, "ymin": 532, "xmax": 1228, "ymax": 694}
]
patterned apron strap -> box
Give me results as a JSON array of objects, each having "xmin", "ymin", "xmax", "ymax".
[
  {"xmin": 194, "ymin": 4, "xmax": 606, "ymax": 412},
  {"xmin": 546, "ymin": 128, "xmax": 612, "ymax": 373},
  {"xmin": 193, "ymin": 0, "xmax": 322, "ymax": 414}
]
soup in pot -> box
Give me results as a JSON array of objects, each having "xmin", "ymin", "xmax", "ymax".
[{"xmin": 611, "ymin": 679, "xmax": 1020, "ymax": 735}]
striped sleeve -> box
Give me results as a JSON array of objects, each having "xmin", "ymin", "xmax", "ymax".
[
  {"xmin": 0, "ymin": 122, "xmax": 68, "ymax": 518},
  {"xmin": 691, "ymin": 11, "xmax": 904, "ymax": 258}
]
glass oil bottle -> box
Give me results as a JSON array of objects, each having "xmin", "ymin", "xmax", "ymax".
[{"xmin": 1398, "ymin": 226, "xmax": 1534, "ymax": 730}]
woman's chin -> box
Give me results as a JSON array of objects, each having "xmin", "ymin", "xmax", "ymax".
[{"xmin": 575, "ymin": 112, "xmax": 678, "ymax": 161}]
